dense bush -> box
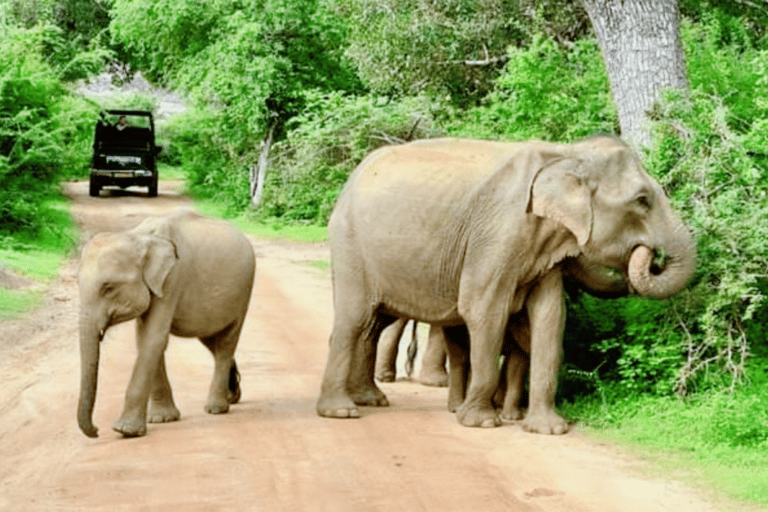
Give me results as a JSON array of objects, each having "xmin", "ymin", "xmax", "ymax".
[
  {"xmin": 448, "ymin": 35, "xmax": 617, "ymax": 141},
  {"xmin": 261, "ymin": 92, "xmax": 444, "ymax": 222},
  {"xmin": 0, "ymin": 22, "xmax": 98, "ymax": 239}
]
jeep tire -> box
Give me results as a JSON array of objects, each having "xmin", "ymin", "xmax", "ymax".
[
  {"xmin": 89, "ymin": 176, "xmax": 101, "ymax": 197},
  {"xmin": 148, "ymin": 173, "xmax": 158, "ymax": 197}
]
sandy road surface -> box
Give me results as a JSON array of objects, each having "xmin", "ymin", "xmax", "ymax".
[{"xmin": 0, "ymin": 182, "xmax": 729, "ymax": 511}]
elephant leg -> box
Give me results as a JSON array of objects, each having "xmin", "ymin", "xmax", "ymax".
[
  {"xmin": 113, "ymin": 316, "xmax": 171, "ymax": 437},
  {"xmin": 318, "ymin": 287, "xmax": 388, "ymax": 418},
  {"xmin": 456, "ymin": 294, "xmax": 507, "ymax": 428},
  {"xmin": 418, "ymin": 324, "xmax": 449, "ymax": 387},
  {"xmin": 348, "ymin": 313, "xmax": 394, "ymax": 406},
  {"xmin": 375, "ymin": 318, "xmax": 408, "ymax": 382},
  {"xmin": 201, "ymin": 335, "xmax": 242, "ymax": 406},
  {"xmin": 500, "ymin": 345, "xmax": 529, "ymax": 422},
  {"xmin": 147, "ymin": 352, "xmax": 181, "ymax": 423},
  {"xmin": 442, "ymin": 325, "xmax": 470, "ymax": 413},
  {"xmin": 522, "ymin": 269, "xmax": 570, "ymax": 435},
  {"xmin": 201, "ymin": 320, "xmax": 244, "ymax": 415},
  {"xmin": 228, "ymin": 361, "xmax": 242, "ymax": 404}
]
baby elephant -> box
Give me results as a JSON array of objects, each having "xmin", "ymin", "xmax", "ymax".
[{"xmin": 77, "ymin": 211, "xmax": 256, "ymax": 438}]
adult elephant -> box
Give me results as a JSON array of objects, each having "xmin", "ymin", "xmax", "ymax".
[
  {"xmin": 316, "ymin": 136, "xmax": 695, "ymax": 434},
  {"xmin": 77, "ymin": 211, "xmax": 256, "ymax": 438}
]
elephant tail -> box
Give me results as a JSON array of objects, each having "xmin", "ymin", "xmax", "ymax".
[{"xmin": 404, "ymin": 321, "xmax": 419, "ymax": 378}]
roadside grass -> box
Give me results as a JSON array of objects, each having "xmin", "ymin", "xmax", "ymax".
[
  {"xmin": 164, "ymin": 164, "xmax": 327, "ymax": 242},
  {"xmin": 562, "ymin": 369, "xmax": 768, "ymax": 507},
  {"xmin": 303, "ymin": 259, "xmax": 330, "ymax": 271},
  {"xmin": 194, "ymin": 199, "xmax": 328, "ymax": 243},
  {"xmin": 0, "ymin": 288, "xmax": 44, "ymax": 320},
  {"xmin": 0, "ymin": 197, "xmax": 78, "ymax": 319},
  {"xmin": 301, "ymin": 259, "xmax": 330, "ymax": 277},
  {"xmin": 158, "ymin": 162, "xmax": 186, "ymax": 181}
]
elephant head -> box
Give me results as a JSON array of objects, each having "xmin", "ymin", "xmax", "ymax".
[
  {"xmin": 529, "ymin": 136, "xmax": 695, "ymax": 299},
  {"xmin": 77, "ymin": 231, "xmax": 177, "ymax": 437}
]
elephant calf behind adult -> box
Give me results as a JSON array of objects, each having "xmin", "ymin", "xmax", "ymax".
[
  {"xmin": 77, "ymin": 211, "xmax": 256, "ymax": 438},
  {"xmin": 317, "ymin": 136, "xmax": 695, "ymax": 434}
]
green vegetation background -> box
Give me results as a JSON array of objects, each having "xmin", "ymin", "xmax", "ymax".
[{"xmin": 1, "ymin": 0, "xmax": 767, "ymax": 505}]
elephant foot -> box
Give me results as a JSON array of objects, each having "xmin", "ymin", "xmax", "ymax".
[
  {"xmin": 112, "ymin": 416, "xmax": 147, "ymax": 438},
  {"xmin": 349, "ymin": 386, "xmax": 389, "ymax": 407},
  {"xmin": 447, "ymin": 392, "xmax": 464, "ymax": 413},
  {"xmin": 205, "ymin": 400, "xmax": 230, "ymax": 415},
  {"xmin": 500, "ymin": 407, "xmax": 525, "ymax": 422},
  {"xmin": 228, "ymin": 364, "xmax": 241, "ymax": 404},
  {"xmin": 521, "ymin": 409, "xmax": 570, "ymax": 435},
  {"xmin": 317, "ymin": 394, "xmax": 361, "ymax": 419},
  {"xmin": 148, "ymin": 403, "xmax": 181, "ymax": 424},
  {"xmin": 227, "ymin": 385, "xmax": 242, "ymax": 404},
  {"xmin": 375, "ymin": 369, "xmax": 396, "ymax": 382},
  {"xmin": 419, "ymin": 368, "xmax": 448, "ymax": 387},
  {"xmin": 456, "ymin": 403, "xmax": 501, "ymax": 428}
]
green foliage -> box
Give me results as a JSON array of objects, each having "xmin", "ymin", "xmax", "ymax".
[
  {"xmin": 646, "ymin": 87, "xmax": 768, "ymax": 394},
  {"xmin": 681, "ymin": 17, "xmax": 768, "ymax": 134},
  {"xmin": 165, "ymin": 106, "xmax": 233, "ymax": 202},
  {"xmin": 113, "ymin": 0, "xmax": 364, "ymax": 215},
  {"xmin": 680, "ymin": 0, "xmax": 768, "ymax": 48},
  {"xmin": 0, "ymin": 288, "xmax": 44, "ymax": 320},
  {"xmin": 338, "ymin": 0, "xmax": 520, "ymax": 103},
  {"xmin": 2, "ymin": 0, "xmax": 114, "ymax": 81},
  {"xmin": 261, "ymin": 92, "xmax": 444, "ymax": 222},
  {"xmin": 449, "ymin": 36, "xmax": 617, "ymax": 141},
  {"xmin": 102, "ymin": 90, "xmax": 159, "ymax": 113},
  {"xmin": 111, "ymin": 0, "xmax": 360, "ymax": 127},
  {"xmin": 0, "ymin": 22, "xmax": 99, "ymax": 237},
  {"xmin": 339, "ymin": 0, "xmax": 592, "ymax": 105}
]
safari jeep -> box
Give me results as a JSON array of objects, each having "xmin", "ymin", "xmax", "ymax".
[{"xmin": 89, "ymin": 110, "xmax": 161, "ymax": 197}]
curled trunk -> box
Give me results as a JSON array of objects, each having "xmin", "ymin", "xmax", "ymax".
[
  {"xmin": 78, "ymin": 319, "xmax": 101, "ymax": 438},
  {"xmin": 628, "ymin": 223, "xmax": 696, "ymax": 299}
]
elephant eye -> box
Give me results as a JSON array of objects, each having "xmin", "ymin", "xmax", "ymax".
[
  {"xmin": 635, "ymin": 192, "xmax": 652, "ymax": 210},
  {"xmin": 100, "ymin": 283, "xmax": 116, "ymax": 296}
]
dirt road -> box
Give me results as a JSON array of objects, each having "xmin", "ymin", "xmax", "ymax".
[{"xmin": 0, "ymin": 182, "xmax": 727, "ymax": 511}]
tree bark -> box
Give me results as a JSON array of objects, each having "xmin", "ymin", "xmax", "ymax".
[
  {"xmin": 582, "ymin": 0, "xmax": 688, "ymax": 149},
  {"xmin": 250, "ymin": 121, "xmax": 277, "ymax": 209}
]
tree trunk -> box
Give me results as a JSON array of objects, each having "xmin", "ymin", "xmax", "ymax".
[
  {"xmin": 250, "ymin": 121, "xmax": 277, "ymax": 209},
  {"xmin": 582, "ymin": 0, "xmax": 688, "ymax": 149}
]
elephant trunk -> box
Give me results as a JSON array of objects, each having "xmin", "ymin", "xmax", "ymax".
[
  {"xmin": 78, "ymin": 316, "xmax": 102, "ymax": 438},
  {"xmin": 628, "ymin": 220, "xmax": 696, "ymax": 299}
]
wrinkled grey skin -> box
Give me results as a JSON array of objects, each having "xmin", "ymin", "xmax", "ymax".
[
  {"xmin": 77, "ymin": 211, "xmax": 256, "ymax": 438},
  {"xmin": 317, "ymin": 137, "xmax": 695, "ymax": 434}
]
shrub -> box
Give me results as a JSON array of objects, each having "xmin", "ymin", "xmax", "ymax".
[
  {"xmin": 448, "ymin": 35, "xmax": 617, "ymax": 141},
  {"xmin": 0, "ymin": 23, "xmax": 99, "ymax": 236},
  {"xmin": 260, "ymin": 92, "xmax": 444, "ymax": 222}
]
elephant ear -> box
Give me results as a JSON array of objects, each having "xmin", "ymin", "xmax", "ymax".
[
  {"xmin": 527, "ymin": 157, "xmax": 593, "ymax": 247},
  {"xmin": 140, "ymin": 236, "xmax": 177, "ymax": 298}
]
